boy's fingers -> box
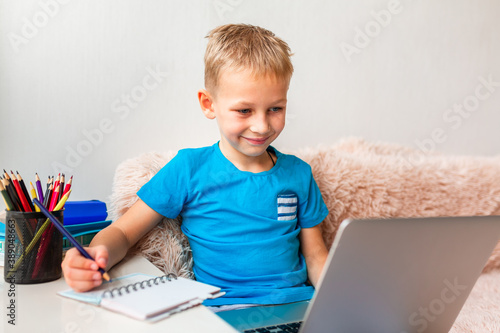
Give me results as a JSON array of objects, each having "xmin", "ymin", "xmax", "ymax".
[
  {"xmin": 91, "ymin": 246, "xmax": 109, "ymax": 269},
  {"xmin": 96, "ymin": 257, "xmax": 107, "ymax": 269},
  {"xmin": 64, "ymin": 266, "xmax": 102, "ymax": 282},
  {"xmin": 63, "ymin": 248, "xmax": 101, "ymax": 271},
  {"xmin": 62, "ymin": 259, "xmax": 105, "ymax": 292},
  {"xmin": 64, "ymin": 268, "xmax": 104, "ymax": 292}
]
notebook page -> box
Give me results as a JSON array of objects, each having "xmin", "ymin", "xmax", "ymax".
[
  {"xmin": 100, "ymin": 277, "xmax": 222, "ymax": 320},
  {"xmin": 58, "ymin": 273, "xmax": 155, "ymax": 305}
]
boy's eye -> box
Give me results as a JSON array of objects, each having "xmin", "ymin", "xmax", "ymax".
[
  {"xmin": 270, "ymin": 107, "xmax": 283, "ymax": 112},
  {"xmin": 238, "ymin": 109, "xmax": 251, "ymax": 114}
]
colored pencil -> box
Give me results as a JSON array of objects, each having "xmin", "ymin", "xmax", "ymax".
[
  {"xmin": 63, "ymin": 175, "xmax": 72, "ymax": 196},
  {"xmin": 29, "ymin": 182, "xmax": 41, "ymax": 212},
  {"xmin": 12, "ymin": 172, "xmax": 37, "ymax": 233},
  {"xmin": 48, "ymin": 183, "xmax": 60, "ymax": 212},
  {"xmin": 17, "ymin": 171, "xmax": 35, "ymax": 211},
  {"xmin": 11, "ymin": 172, "xmax": 31, "ymax": 212},
  {"xmin": 2, "ymin": 171, "xmax": 22, "ymax": 211},
  {"xmin": 53, "ymin": 174, "xmax": 60, "ymax": 191},
  {"xmin": 58, "ymin": 174, "xmax": 65, "ymax": 201},
  {"xmin": 2, "ymin": 178, "xmax": 22, "ymax": 212},
  {"xmin": 35, "ymin": 173, "xmax": 44, "ymax": 204},
  {"xmin": 43, "ymin": 183, "xmax": 53, "ymax": 209},
  {"xmin": 46, "ymin": 176, "xmax": 51, "ymax": 191},
  {"xmin": 0, "ymin": 179, "xmax": 14, "ymax": 211},
  {"xmin": 49, "ymin": 174, "xmax": 60, "ymax": 208}
]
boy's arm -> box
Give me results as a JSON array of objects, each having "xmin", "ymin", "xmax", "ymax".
[
  {"xmin": 62, "ymin": 199, "xmax": 163, "ymax": 291},
  {"xmin": 299, "ymin": 223, "xmax": 329, "ymax": 287},
  {"xmin": 90, "ymin": 198, "xmax": 163, "ymax": 268}
]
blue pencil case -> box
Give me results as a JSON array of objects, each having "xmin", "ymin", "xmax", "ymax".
[{"xmin": 63, "ymin": 200, "xmax": 108, "ymax": 225}]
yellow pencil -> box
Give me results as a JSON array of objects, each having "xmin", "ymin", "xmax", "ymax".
[{"xmin": 30, "ymin": 182, "xmax": 40, "ymax": 212}]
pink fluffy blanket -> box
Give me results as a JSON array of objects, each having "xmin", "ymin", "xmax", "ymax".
[{"xmin": 109, "ymin": 138, "xmax": 500, "ymax": 332}]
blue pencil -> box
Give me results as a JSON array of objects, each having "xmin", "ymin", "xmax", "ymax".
[{"xmin": 33, "ymin": 199, "xmax": 111, "ymax": 281}]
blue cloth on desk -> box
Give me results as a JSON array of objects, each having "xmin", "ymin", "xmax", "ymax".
[{"xmin": 137, "ymin": 142, "xmax": 329, "ymax": 306}]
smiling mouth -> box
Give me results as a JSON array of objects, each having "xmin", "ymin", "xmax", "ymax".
[{"xmin": 243, "ymin": 137, "xmax": 269, "ymax": 145}]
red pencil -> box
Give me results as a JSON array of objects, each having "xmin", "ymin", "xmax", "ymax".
[
  {"xmin": 53, "ymin": 173, "xmax": 60, "ymax": 190},
  {"xmin": 16, "ymin": 171, "xmax": 36, "ymax": 211},
  {"xmin": 63, "ymin": 175, "xmax": 72, "ymax": 196},
  {"xmin": 11, "ymin": 172, "xmax": 31, "ymax": 212},
  {"xmin": 48, "ymin": 183, "xmax": 60, "ymax": 212}
]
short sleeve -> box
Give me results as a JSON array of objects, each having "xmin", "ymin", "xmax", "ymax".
[
  {"xmin": 297, "ymin": 166, "xmax": 329, "ymax": 229},
  {"xmin": 137, "ymin": 150, "xmax": 190, "ymax": 219}
]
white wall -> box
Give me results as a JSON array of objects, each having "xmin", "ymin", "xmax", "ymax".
[{"xmin": 1, "ymin": 0, "xmax": 499, "ymax": 210}]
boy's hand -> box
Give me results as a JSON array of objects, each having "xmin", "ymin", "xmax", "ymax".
[{"xmin": 61, "ymin": 245, "xmax": 109, "ymax": 292}]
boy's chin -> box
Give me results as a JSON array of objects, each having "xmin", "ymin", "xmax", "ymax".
[
  {"xmin": 241, "ymin": 146, "xmax": 271, "ymax": 158},
  {"xmin": 232, "ymin": 143, "xmax": 269, "ymax": 157}
]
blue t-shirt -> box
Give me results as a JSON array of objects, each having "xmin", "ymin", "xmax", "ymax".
[{"xmin": 137, "ymin": 142, "xmax": 329, "ymax": 306}]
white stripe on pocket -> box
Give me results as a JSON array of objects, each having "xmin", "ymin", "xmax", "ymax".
[
  {"xmin": 278, "ymin": 206, "xmax": 297, "ymax": 214},
  {"xmin": 278, "ymin": 215, "xmax": 296, "ymax": 221},
  {"xmin": 277, "ymin": 197, "xmax": 298, "ymax": 204}
]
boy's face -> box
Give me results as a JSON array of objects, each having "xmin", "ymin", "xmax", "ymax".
[{"xmin": 199, "ymin": 68, "xmax": 288, "ymax": 167}]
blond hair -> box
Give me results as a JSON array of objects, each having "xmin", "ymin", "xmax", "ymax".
[{"xmin": 204, "ymin": 24, "xmax": 293, "ymax": 93}]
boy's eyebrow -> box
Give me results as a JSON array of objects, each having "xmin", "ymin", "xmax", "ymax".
[{"xmin": 232, "ymin": 98, "xmax": 287, "ymax": 107}]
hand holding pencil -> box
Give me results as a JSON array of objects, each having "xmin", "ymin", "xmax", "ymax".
[{"xmin": 62, "ymin": 244, "xmax": 111, "ymax": 291}]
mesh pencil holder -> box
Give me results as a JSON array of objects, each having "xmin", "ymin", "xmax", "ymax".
[{"xmin": 4, "ymin": 210, "xmax": 64, "ymax": 284}]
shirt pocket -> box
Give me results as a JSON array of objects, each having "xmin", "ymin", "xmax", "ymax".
[{"xmin": 277, "ymin": 193, "xmax": 298, "ymax": 221}]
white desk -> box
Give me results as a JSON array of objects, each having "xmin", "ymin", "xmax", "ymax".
[{"xmin": 1, "ymin": 256, "xmax": 238, "ymax": 333}]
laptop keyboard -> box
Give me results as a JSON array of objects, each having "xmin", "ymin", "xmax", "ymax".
[{"xmin": 243, "ymin": 321, "xmax": 302, "ymax": 333}]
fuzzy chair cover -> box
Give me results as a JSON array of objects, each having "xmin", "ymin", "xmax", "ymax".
[{"xmin": 109, "ymin": 138, "xmax": 500, "ymax": 332}]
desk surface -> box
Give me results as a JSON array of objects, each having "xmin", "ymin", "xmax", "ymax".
[{"xmin": 1, "ymin": 256, "xmax": 238, "ymax": 333}]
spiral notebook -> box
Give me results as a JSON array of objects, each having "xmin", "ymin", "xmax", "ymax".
[{"xmin": 58, "ymin": 273, "xmax": 224, "ymax": 321}]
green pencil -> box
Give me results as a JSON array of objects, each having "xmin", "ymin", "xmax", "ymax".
[{"xmin": 0, "ymin": 178, "xmax": 14, "ymax": 210}]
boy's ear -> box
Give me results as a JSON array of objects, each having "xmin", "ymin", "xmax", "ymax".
[{"xmin": 198, "ymin": 89, "xmax": 216, "ymax": 119}]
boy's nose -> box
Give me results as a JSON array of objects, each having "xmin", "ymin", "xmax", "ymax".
[{"xmin": 250, "ymin": 114, "xmax": 271, "ymax": 134}]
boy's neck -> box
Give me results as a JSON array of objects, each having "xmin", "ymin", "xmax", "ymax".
[{"xmin": 219, "ymin": 141, "xmax": 275, "ymax": 173}]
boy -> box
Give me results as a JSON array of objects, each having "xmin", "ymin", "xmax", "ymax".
[{"xmin": 62, "ymin": 24, "xmax": 329, "ymax": 307}]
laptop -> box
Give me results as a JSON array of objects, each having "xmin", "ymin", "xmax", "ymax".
[{"xmin": 217, "ymin": 216, "xmax": 500, "ymax": 333}]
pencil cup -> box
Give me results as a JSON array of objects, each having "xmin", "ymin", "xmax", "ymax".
[{"xmin": 4, "ymin": 210, "xmax": 64, "ymax": 284}]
